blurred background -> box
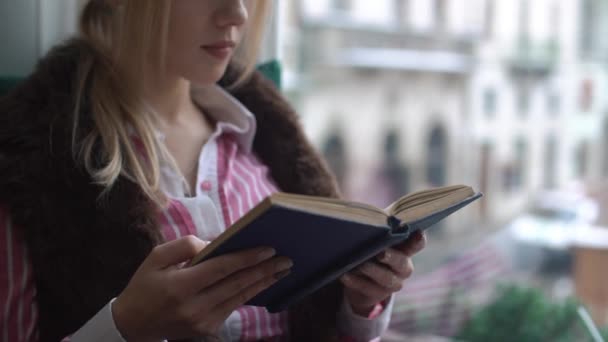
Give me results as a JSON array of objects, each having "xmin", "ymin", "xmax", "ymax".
[
  {"xmin": 278, "ymin": 1, "xmax": 608, "ymax": 340},
  {"xmin": 2, "ymin": 0, "xmax": 608, "ymax": 340}
]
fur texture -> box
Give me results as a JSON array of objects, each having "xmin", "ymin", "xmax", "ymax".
[{"xmin": 0, "ymin": 39, "xmax": 341, "ymax": 342}]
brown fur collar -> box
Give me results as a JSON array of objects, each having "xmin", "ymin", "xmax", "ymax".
[{"xmin": 0, "ymin": 39, "xmax": 341, "ymax": 341}]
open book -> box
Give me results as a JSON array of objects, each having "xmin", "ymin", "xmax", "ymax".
[{"xmin": 190, "ymin": 184, "xmax": 482, "ymax": 312}]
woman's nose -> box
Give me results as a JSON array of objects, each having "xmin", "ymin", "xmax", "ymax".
[{"xmin": 214, "ymin": 0, "xmax": 248, "ymax": 29}]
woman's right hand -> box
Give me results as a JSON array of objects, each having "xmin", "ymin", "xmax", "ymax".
[{"xmin": 112, "ymin": 235, "xmax": 293, "ymax": 341}]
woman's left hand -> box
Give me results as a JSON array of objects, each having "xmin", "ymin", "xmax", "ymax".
[{"xmin": 340, "ymin": 230, "xmax": 427, "ymax": 316}]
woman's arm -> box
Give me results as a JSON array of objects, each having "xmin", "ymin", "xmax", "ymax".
[
  {"xmin": 0, "ymin": 206, "xmax": 133, "ymax": 342},
  {"xmin": 0, "ymin": 206, "xmax": 39, "ymax": 342},
  {"xmin": 337, "ymin": 294, "xmax": 394, "ymax": 342}
]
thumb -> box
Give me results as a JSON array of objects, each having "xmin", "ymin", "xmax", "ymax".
[
  {"xmin": 395, "ymin": 230, "xmax": 426, "ymax": 257},
  {"xmin": 146, "ymin": 235, "xmax": 209, "ymax": 269}
]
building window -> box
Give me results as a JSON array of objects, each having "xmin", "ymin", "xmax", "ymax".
[
  {"xmin": 603, "ymin": 119, "xmax": 608, "ymax": 176},
  {"xmin": 575, "ymin": 141, "xmax": 589, "ymax": 178},
  {"xmin": 484, "ymin": 0, "xmax": 495, "ymax": 39},
  {"xmin": 579, "ymin": 79, "xmax": 594, "ymax": 112},
  {"xmin": 580, "ymin": 0, "xmax": 596, "ymax": 55},
  {"xmin": 505, "ymin": 137, "xmax": 528, "ymax": 191},
  {"xmin": 322, "ymin": 129, "xmax": 348, "ymax": 190},
  {"xmin": 333, "ymin": 0, "xmax": 352, "ymax": 12},
  {"xmin": 427, "ymin": 125, "xmax": 447, "ymax": 187},
  {"xmin": 435, "ymin": 0, "xmax": 446, "ymax": 31},
  {"xmin": 396, "ymin": 0, "xmax": 410, "ymax": 28},
  {"xmin": 479, "ymin": 142, "xmax": 493, "ymax": 220},
  {"xmin": 381, "ymin": 130, "xmax": 410, "ymax": 200},
  {"xmin": 483, "ymin": 88, "xmax": 497, "ymax": 118},
  {"xmin": 518, "ymin": 0, "xmax": 530, "ymax": 40},
  {"xmin": 514, "ymin": 138, "xmax": 527, "ymax": 188},
  {"xmin": 544, "ymin": 135, "xmax": 558, "ymax": 188},
  {"xmin": 517, "ymin": 87, "xmax": 530, "ymax": 116},
  {"xmin": 547, "ymin": 91, "xmax": 560, "ymax": 117}
]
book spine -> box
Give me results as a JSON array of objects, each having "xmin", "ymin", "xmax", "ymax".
[
  {"xmin": 387, "ymin": 216, "xmax": 400, "ymax": 229},
  {"xmin": 387, "ymin": 216, "xmax": 410, "ymax": 235}
]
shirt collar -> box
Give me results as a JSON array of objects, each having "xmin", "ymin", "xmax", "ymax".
[{"xmin": 190, "ymin": 84, "xmax": 257, "ymax": 153}]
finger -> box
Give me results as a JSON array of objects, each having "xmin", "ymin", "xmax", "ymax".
[
  {"xmin": 394, "ymin": 230, "xmax": 427, "ymax": 257},
  {"xmin": 376, "ymin": 248, "xmax": 413, "ymax": 277},
  {"xmin": 381, "ymin": 255, "xmax": 414, "ymax": 280},
  {"xmin": 341, "ymin": 273, "xmax": 394, "ymax": 302},
  {"xmin": 352, "ymin": 261, "xmax": 402, "ymax": 291},
  {"xmin": 175, "ymin": 246, "xmax": 277, "ymax": 294},
  {"xmin": 200, "ymin": 256, "xmax": 293, "ymax": 307},
  {"xmin": 212, "ymin": 269, "xmax": 291, "ymax": 320},
  {"xmin": 147, "ymin": 235, "xmax": 209, "ymax": 269}
]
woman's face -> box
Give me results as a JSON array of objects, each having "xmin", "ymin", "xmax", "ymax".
[{"xmin": 166, "ymin": 0, "xmax": 250, "ymax": 85}]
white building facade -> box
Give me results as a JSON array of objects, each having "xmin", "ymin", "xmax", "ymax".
[{"xmin": 279, "ymin": 0, "xmax": 608, "ymax": 232}]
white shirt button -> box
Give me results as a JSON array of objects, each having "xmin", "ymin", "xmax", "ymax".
[{"xmin": 200, "ymin": 180, "xmax": 213, "ymax": 192}]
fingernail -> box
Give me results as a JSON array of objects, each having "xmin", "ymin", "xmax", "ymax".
[
  {"xmin": 381, "ymin": 251, "xmax": 391, "ymax": 263},
  {"xmin": 415, "ymin": 234, "xmax": 426, "ymax": 248},
  {"xmin": 391, "ymin": 275, "xmax": 400, "ymax": 288},
  {"xmin": 274, "ymin": 269, "xmax": 291, "ymax": 280},
  {"xmin": 258, "ymin": 248, "xmax": 276, "ymax": 261},
  {"xmin": 276, "ymin": 258, "xmax": 293, "ymax": 272}
]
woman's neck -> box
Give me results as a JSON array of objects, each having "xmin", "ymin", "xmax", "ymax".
[{"xmin": 144, "ymin": 74, "xmax": 198, "ymax": 124}]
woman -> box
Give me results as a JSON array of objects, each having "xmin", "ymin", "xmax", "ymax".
[{"xmin": 0, "ymin": 0, "xmax": 426, "ymax": 341}]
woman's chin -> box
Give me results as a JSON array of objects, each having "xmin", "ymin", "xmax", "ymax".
[{"xmin": 189, "ymin": 68, "xmax": 228, "ymax": 86}]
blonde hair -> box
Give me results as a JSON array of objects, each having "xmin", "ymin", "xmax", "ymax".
[{"xmin": 74, "ymin": 0, "xmax": 271, "ymax": 206}]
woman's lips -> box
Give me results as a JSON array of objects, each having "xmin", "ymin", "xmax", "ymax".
[{"xmin": 202, "ymin": 42, "xmax": 235, "ymax": 60}]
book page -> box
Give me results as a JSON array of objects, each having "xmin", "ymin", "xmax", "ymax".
[
  {"xmin": 270, "ymin": 193, "xmax": 389, "ymax": 226},
  {"xmin": 387, "ymin": 185, "xmax": 475, "ymax": 223}
]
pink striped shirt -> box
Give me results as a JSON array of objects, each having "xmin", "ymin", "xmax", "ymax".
[{"xmin": 1, "ymin": 85, "xmax": 390, "ymax": 341}]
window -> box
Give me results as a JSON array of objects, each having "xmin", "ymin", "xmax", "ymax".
[
  {"xmin": 517, "ymin": 87, "xmax": 530, "ymax": 116},
  {"xmin": 479, "ymin": 142, "xmax": 493, "ymax": 219},
  {"xmin": 603, "ymin": 119, "xmax": 608, "ymax": 177},
  {"xmin": 395, "ymin": 0, "xmax": 410, "ymax": 28},
  {"xmin": 435, "ymin": 0, "xmax": 447, "ymax": 31},
  {"xmin": 518, "ymin": 0, "xmax": 530, "ymax": 39},
  {"xmin": 580, "ymin": 0, "xmax": 596, "ymax": 55},
  {"xmin": 515, "ymin": 138, "xmax": 527, "ymax": 188},
  {"xmin": 427, "ymin": 125, "xmax": 447, "ymax": 186},
  {"xmin": 381, "ymin": 130, "xmax": 410, "ymax": 198},
  {"xmin": 333, "ymin": 0, "xmax": 352, "ymax": 12},
  {"xmin": 505, "ymin": 137, "xmax": 528, "ymax": 191},
  {"xmin": 547, "ymin": 91, "xmax": 560, "ymax": 117},
  {"xmin": 483, "ymin": 88, "xmax": 497, "ymax": 118},
  {"xmin": 575, "ymin": 141, "xmax": 589, "ymax": 178},
  {"xmin": 484, "ymin": 0, "xmax": 495, "ymax": 38},
  {"xmin": 322, "ymin": 129, "xmax": 348, "ymax": 189},
  {"xmin": 544, "ymin": 135, "xmax": 558, "ymax": 188},
  {"xmin": 579, "ymin": 79, "xmax": 594, "ymax": 112}
]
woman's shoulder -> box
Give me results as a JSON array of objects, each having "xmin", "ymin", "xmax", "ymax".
[
  {"xmin": 0, "ymin": 39, "xmax": 88, "ymax": 153},
  {"xmin": 0, "ymin": 39, "xmax": 91, "ymax": 194},
  {"xmin": 1, "ymin": 38, "xmax": 88, "ymax": 109}
]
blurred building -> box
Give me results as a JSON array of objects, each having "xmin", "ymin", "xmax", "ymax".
[
  {"xmin": 471, "ymin": 0, "xmax": 608, "ymax": 223},
  {"xmin": 278, "ymin": 0, "xmax": 608, "ymax": 232}
]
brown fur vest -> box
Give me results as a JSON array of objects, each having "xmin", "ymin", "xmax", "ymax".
[{"xmin": 0, "ymin": 39, "xmax": 342, "ymax": 342}]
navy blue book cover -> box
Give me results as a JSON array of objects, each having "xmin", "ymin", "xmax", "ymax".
[{"xmin": 197, "ymin": 192, "xmax": 483, "ymax": 312}]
